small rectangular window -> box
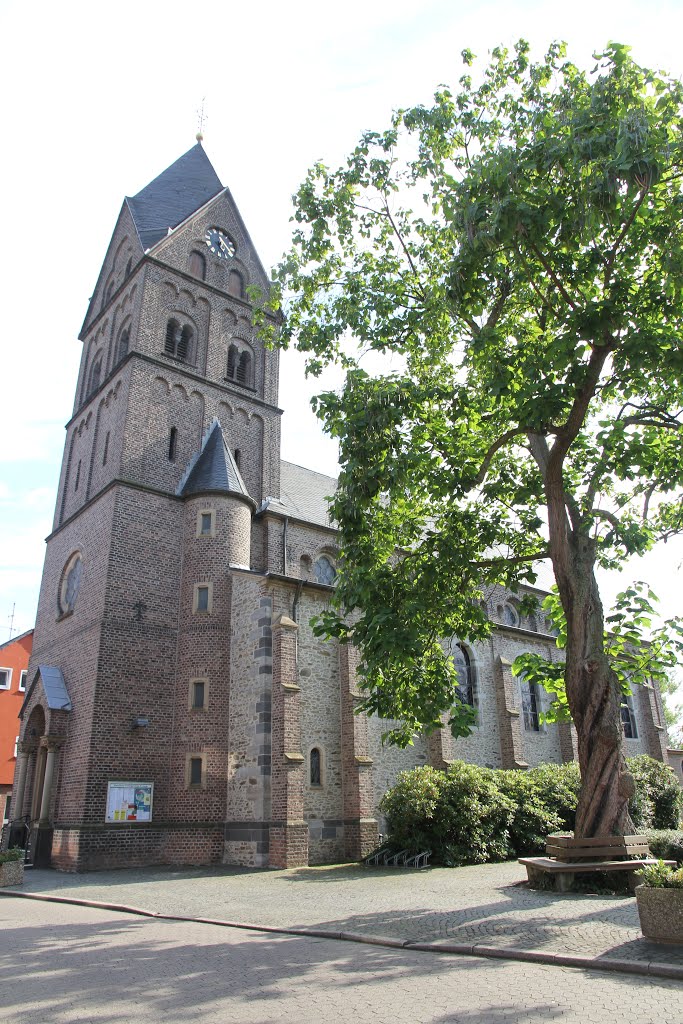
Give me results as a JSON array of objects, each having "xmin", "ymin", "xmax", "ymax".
[
  {"xmin": 19, "ymin": 670, "xmax": 27, "ymax": 692},
  {"xmin": 192, "ymin": 680, "xmax": 205, "ymax": 709},
  {"xmin": 189, "ymin": 757, "xmax": 203, "ymax": 786},
  {"xmin": 103, "ymin": 431, "xmax": 110, "ymax": 466},
  {"xmin": 13, "ymin": 736, "xmax": 19, "ymax": 758},
  {"xmin": 0, "ymin": 668, "xmax": 11, "ymax": 690},
  {"xmin": 621, "ymin": 696, "xmax": 638, "ymax": 739},
  {"xmin": 196, "ymin": 586, "xmax": 209, "ymax": 612},
  {"xmin": 200, "ymin": 513, "xmax": 212, "ymax": 535}
]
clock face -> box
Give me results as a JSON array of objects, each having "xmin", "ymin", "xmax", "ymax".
[{"xmin": 205, "ymin": 227, "xmax": 235, "ymax": 260}]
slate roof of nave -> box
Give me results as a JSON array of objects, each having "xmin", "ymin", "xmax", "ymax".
[
  {"xmin": 126, "ymin": 144, "xmax": 224, "ymax": 251},
  {"xmin": 278, "ymin": 461, "xmax": 337, "ymax": 528}
]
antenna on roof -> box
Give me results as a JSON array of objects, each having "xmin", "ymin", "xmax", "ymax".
[
  {"xmin": 7, "ymin": 602, "xmax": 15, "ymax": 639},
  {"xmin": 196, "ymin": 97, "xmax": 207, "ymax": 142}
]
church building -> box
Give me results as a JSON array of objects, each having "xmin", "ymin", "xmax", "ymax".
[{"xmin": 10, "ymin": 145, "xmax": 671, "ymax": 871}]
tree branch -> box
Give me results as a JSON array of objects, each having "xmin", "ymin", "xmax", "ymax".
[
  {"xmin": 525, "ymin": 237, "xmax": 579, "ymax": 310},
  {"xmin": 604, "ymin": 187, "xmax": 649, "ymax": 286},
  {"xmin": 473, "ymin": 427, "xmax": 528, "ymax": 485}
]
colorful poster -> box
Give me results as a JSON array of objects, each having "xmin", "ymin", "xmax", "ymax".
[{"xmin": 105, "ymin": 781, "xmax": 153, "ymax": 823}]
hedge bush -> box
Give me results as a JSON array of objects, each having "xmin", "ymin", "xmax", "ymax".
[{"xmin": 379, "ymin": 755, "xmax": 681, "ymax": 865}]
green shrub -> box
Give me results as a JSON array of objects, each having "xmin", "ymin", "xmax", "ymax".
[
  {"xmin": 496, "ymin": 771, "xmax": 564, "ymax": 855},
  {"xmin": 643, "ymin": 829, "xmax": 683, "ymax": 866},
  {"xmin": 627, "ymin": 755, "xmax": 682, "ymax": 830},
  {"xmin": 0, "ymin": 848, "xmax": 24, "ymax": 865},
  {"xmin": 637, "ymin": 860, "xmax": 683, "ymax": 888},
  {"xmin": 380, "ymin": 762, "xmax": 515, "ymax": 865}
]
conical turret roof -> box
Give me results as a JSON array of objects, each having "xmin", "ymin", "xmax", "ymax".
[{"xmin": 179, "ymin": 420, "xmax": 252, "ymax": 501}]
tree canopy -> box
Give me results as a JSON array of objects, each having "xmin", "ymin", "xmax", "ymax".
[{"xmin": 265, "ymin": 41, "xmax": 683, "ymax": 836}]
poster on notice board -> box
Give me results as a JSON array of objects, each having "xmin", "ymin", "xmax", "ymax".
[{"xmin": 105, "ymin": 781, "xmax": 153, "ymax": 823}]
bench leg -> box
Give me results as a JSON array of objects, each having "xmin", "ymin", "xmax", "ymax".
[
  {"xmin": 555, "ymin": 872, "xmax": 574, "ymax": 893},
  {"xmin": 525, "ymin": 865, "xmax": 544, "ymax": 887}
]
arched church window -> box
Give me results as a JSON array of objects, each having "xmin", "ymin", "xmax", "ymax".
[
  {"xmin": 520, "ymin": 677, "xmax": 542, "ymax": 732},
  {"xmin": 228, "ymin": 270, "xmax": 244, "ymax": 299},
  {"xmin": 314, "ymin": 556, "xmax": 336, "ymax": 586},
  {"xmin": 177, "ymin": 324, "xmax": 193, "ymax": 361},
  {"xmin": 621, "ymin": 696, "xmax": 638, "ymax": 739},
  {"xmin": 452, "ymin": 642, "xmax": 477, "ymax": 708},
  {"xmin": 310, "ymin": 747, "xmax": 322, "ymax": 786},
  {"xmin": 88, "ymin": 355, "xmax": 102, "ymax": 396},
  {"xmin": 237, "ymin": 350, "xmax": 251, "ymax": 386},
  {"xmin": 104, "ymin": 279, "xmax": 115, "ymax": 306},
  {"xmin": 125, "ymin": 257, "xmax": 133, "ymax": 278},
  {"xmin": 165, "ymin": 318, "xmax": 180, "ymax": 355},
  {"xmin": 502, "ymin": 603, "xmax": 519, "ymax": 627},
  {"xmin": 118, "ymin": 327, "xmax": 130, "ymax": 361},
  {"xmin": 189, "ymin": 250, "xmax": 206, "ymax": 280},
  {"xmin": 59, "ymin": 552, "xmax": 83, "ymax": 616}
]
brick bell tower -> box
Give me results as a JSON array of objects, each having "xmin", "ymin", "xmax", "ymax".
[{"xmin": 14, "ymin": 144, "xmax": 283, "ymax": 869}]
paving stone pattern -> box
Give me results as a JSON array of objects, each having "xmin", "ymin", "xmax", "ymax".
[
  {"xmin": 13, "ymin": 861, "xmax": 683, "ymax": 969},
  {"xmin": 2, "ymin": 897, "xmax": 683, "ymax": 1024}
]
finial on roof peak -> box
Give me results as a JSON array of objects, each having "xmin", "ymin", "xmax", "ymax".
[
  {"xmin": 196, "ymin": 97, "xmax": 207, "ymax": 146},
  {"xmin": 196, "ymin": 131, "xmax": 204, "ymax": 142}
]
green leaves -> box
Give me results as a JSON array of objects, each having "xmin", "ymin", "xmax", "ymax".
[{"xmin": 275, "ymin": 41, "xmax": 683, "ymax": 743}]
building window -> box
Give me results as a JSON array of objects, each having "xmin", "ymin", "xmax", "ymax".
[
  {"xmin": 13, "ymin": 736, "xmax": 18, "ymax": 758},
  {"xmin": 164, "ymin": 318, "xmax": 194, "ymax": 362},
  {"xmin": 197, "ymin": 510, "xmax": 214, "ymax": 537},
  {"xmin": 234, "ymin": 449, "xmax": 241, "ymax": 470},
  {"xmin": 87, "ymin": 355, "xmax": 102, "ymax": 397},
  {"xmin": 502, "ymin": 603, "xmax": 519, "ymax": 627},
  {"xmin": 189, "ymin": 250, "xmax": 206, "ymax": 280},
  {"xmin": 190, "ymin": 679, "xmax": 207, "ymax": 710},
  {"xmin": 521, "ymin": 678, "xmax": 542, "ymax": 732},
  {"xmin": 125, "ymin": 257, "xmax": 133, "ymax": 277},
  {"xmin": 452, "ymin": 643, "xmax": 477, "ymax": 709},
  {"xmin": 314, "ymin": 556, "xmax": 336, "ymax": 586},
  {"xmin": 237, "ymin": 351, "xmax": 251, "ymax": 386},
  {"xmin": 103, "ymin": 431, "xmax": 110, "ymax": 466},
  {"xmin": 310, "ymin": 747, "xmax": 322, "ymax": 786},
  {"xmin": 621, "ymin": 696, "xmax": 638, "ymax": 739},
  {"xmin": 118, "ymin": 327, "xmax": 130, "ymax": 361},
  {"xmin": 58, "ymin": 552, "xmax": 83, "ymax": 616},
  {"xmin": 0, "ymin": 668, "xmax": 11, "ymax": 690},
  {"xmin": 19, "ymin": 670, "xmax": 27, "ymax": 692},
  {"xmin": 228, "ymin": 269, "xmax": 244, "ymax": 299},
  {"xmin": 168, "ymin": 427, "xmax": 178, "ymax": 462},
  {"xmin": 74, "ymin": 459, "xmax": 82, "ymax": 491},
  {"xmin": 193, "ymin": 583, "xmax": 212, "ymax": 614},
  {"xmin": 188, "ymin": 755, "xmax": 204, "ymax": 787}
]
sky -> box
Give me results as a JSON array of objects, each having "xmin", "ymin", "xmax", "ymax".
[{"xmin": 1, "ymin": 0, "xmax": 682, "ymax": 647}]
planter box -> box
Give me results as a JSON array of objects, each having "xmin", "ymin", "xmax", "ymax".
[
  {"xmin": 0, "ymin": 859, "xmax": 24, "ymax": 887},
  {"xmin": 636, "ymin": 884, "xmax": 683, "ymax": 944}
]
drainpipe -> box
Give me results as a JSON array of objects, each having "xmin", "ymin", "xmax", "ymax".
[{"xmin": 283, "ymin": 516, "xmax": 289, "ymax": 576}]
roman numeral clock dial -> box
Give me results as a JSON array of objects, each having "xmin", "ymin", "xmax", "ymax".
[{"xmin": 205, "ymin": 227, "xmax": 235, "ymax": 259}]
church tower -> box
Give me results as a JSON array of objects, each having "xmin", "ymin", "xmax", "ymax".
[{"xmin": 14, "ymin": 146, "xmax": 293, "ymax": 869}]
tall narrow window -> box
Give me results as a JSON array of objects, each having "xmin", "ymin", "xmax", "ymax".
[
  {"xmin": 196, "ymin": 585, "xmax": 210, "ymax": 612},
  {"xmin": 228, "ymin": 270, "xmax": 244, "ymax": 298},
  {"xmin": 102, "ymin": 431, "xmax": 110, "ymax": 465},
  {"xmin": 189, "ymin": 250, "xmax": 206, "ymax": 280},
  {"xmin": 165, "ymin": 318, "xmax": 180, "ymax": 355},
  {"xmin": 19, "ymin": 671, "xmax": 27, "ymax": 692},
  {"xmin": 125, "ymin": 257, "xmax": 133, "ymax": 277},
  {"xmin": 191, "ymin": 680, "xmax": 206, "ymax": 709},
  {"xmin": 237, "ymin": 351, "xmax": 251, "ymax": 385},
  {"xmin": 310, "ymin": 748, "xmax": 322, "ymax": 786},
  {"xmin": 74, "ymin": 459, "xmax": 82, "ymax": 491},
  {"xmin": 88, "ymin": 356, "xmax": 102, "ymax": 396},
  {"xmin": 621, "ymin": 696, "xmax": 638, "ymax": 738},
  {"xmin": 227, "ymin": 344, "xmax": 238, "ymax": 380},
  {"xmin": 452, "ymin": 643, "xmax": 476, "ymax": 708},
  {"xmin": 118, "ymin": 327, "xmax": 130, "ymax": 361},
  {"xmin": 168, "ymin": 427, "xmax": 178, "ymax": 462},
  {"xmin": 189, "ymin": 757, "xmax": 203, "ymax": 786},
  {"xmin": 521, "ymin": 679, "xmax": 541, "ymax": 732},
  {"xmin": 234, "ymin": 449, "xmax": 241, "ymax": 470},
  {"xmin": 177, "ymin": 324, "xmax": 193, "ymax": 361}
]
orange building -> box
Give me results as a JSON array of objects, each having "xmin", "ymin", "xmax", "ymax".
[{"xmin": 0, "ymin": 630, "xmax": 33, "ymax": 826}]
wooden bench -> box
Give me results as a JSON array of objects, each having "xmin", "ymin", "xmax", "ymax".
[{"xmin": 519, "ymin": 834, "xmax": 676, "ymax": 892}]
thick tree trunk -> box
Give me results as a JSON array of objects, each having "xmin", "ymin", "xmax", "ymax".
[{"xmin": 552, "ymin": 531, "xmax": 634, "ymax": 838}]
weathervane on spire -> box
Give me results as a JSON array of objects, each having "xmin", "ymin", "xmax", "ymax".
[{"xmin": 196, "ymin": 98, "xmax": 207, "ymax": 142}]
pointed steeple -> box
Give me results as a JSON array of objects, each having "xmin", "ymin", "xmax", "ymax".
[
  {"xmin": 126, "ymin": 144, "xmax": 224, "ymax": 251},
  {"xmin": 179, "ymin": 420, "xmax": 252, "ymax": 501}
]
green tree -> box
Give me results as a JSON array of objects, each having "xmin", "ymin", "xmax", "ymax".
[{"xmin": 268, "ymin": 42, "xmax": 683, "ymax": 838}]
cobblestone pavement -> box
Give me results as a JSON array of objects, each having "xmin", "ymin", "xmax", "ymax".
[
  {"xmin": 7, "ymin": 860, "xmax": 683, "ymax": 971},
  {"xmin": 2, "ymin": 896, "xmax": 683, "ymax": 1024}
]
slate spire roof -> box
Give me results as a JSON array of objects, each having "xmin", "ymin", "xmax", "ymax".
[
  {"xmin": 126, "ymin": 144, "xmax": 224, "ymax": 251},
  {"xmin": 179, "ymin": 419, "xmax": 252, "ymax": 501}
]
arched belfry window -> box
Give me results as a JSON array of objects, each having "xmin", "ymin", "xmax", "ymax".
[
  {"xmin": 164, "ymin": 318, "xmax": 193, "ymax": 362},
  {"xmin": 228, "ymin": 270, "xmax": 244, "ymax": 298},
  {"xmin": 314, "ymin": 556, "xmax": 336, "ymax": 586},
  {"xmin": 227, "ymin": 344, "xmax": 238, "ymax": 380},
  {"xmin": 452, "ymin": 642, "xmax": 477, "ymax": 709},
  {"xmin": 310, "ymin": 747, "xmax": 322, "ymax": 786},
  {"xmin": 189, "ymin": 250, "xmax": 206, "ymax": 280}
]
